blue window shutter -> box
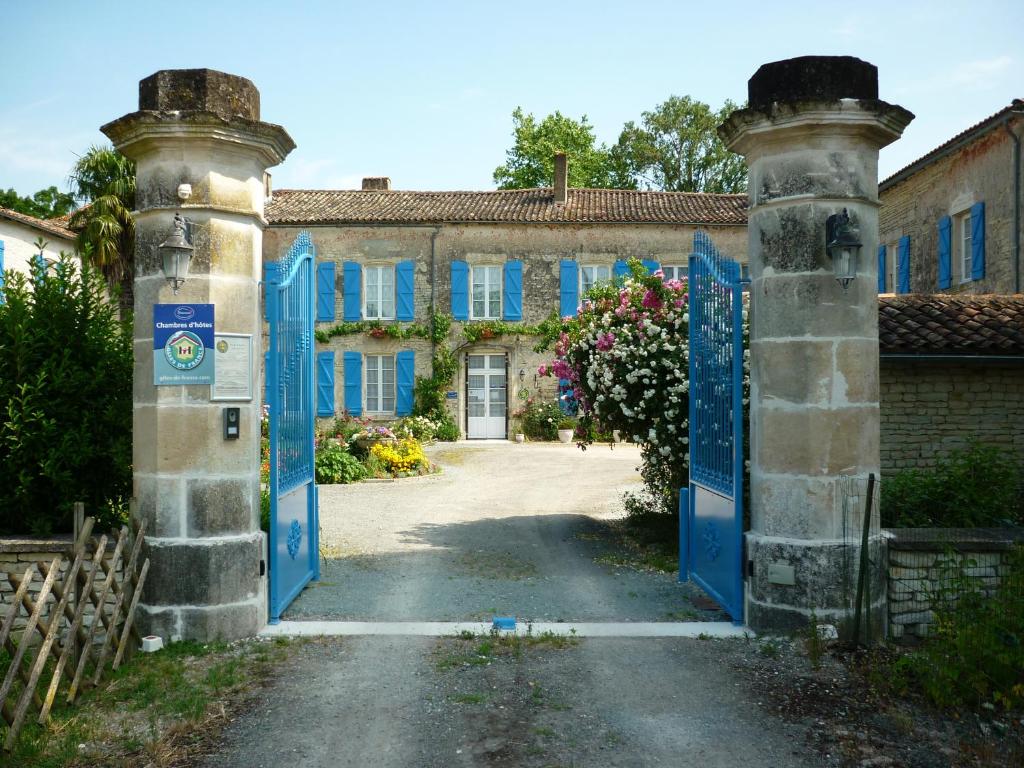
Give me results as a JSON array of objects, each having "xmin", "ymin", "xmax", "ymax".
[
  {"xmin": 263, "ymin": 351, "xmax": 269, "ymax": 404},
  {"xmin": 396, "ymin": 261, "xmax": 415, "ymax": 321},
  {"xmin": 613, "ymin": 259, "xmax": 628, "ymax": 280},
  {"xmin": 343, "ymin": 351, "xmax": 362, "ymax": 416},
  {"xmin": 502, "ymin": 260, "xmax": 523, "ymax": 321},
  {"xmin": 641, "ymin": 259, "xmax": 660, "ymax": 275},
  {"xmin": 876, "ymin": 245, "xmax": 886, "ymax": 293},
  {"xmin": 897, "ymin": 236, "xmax": 911, "ymax": 294},
  {"xmin": 971, "ymin": 201, "xmax": 986, "ymax": 280},
  {"xmin": 395, "ymin": 350, "xmax": 415, "ymax": 416},
  {"xmin": 938, "ymin": 217, "xmax": 952, "ymax": 290},
  {"xmin": 316, "ymin": 351, "xmax": 335, "ymax": 416},
  {"xmin": 316, "ymin": 262, "xmax": 336, "ymax": 322},
  {"xmin": 559, "ymin": 260, "xmax": 579, "ymax": 318},
  {"xmin": 451, "ymin": 260, "xmax": 469, "ymax": 320},
  {"xmin": 263, "ymin": 262, "xmax": 279, "ymax": 322},
  {"xmin": 343, "ymin": 262, "xmax": 362, "ymax": 321}
]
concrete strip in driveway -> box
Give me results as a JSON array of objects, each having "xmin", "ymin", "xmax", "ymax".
[{"xmin": 262, "ymin": 620, "xmax": 753, "ymax": 638}]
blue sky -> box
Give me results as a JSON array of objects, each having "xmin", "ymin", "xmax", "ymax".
[{"xmin": 1, "ymin": 0, "xmax": 1022, "ymax": 196}]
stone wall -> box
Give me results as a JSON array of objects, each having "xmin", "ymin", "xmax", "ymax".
[
  {"xmin": 0, "ymin": 538, "xmax": 124, "ymax": 642},
  {"xmin": 879, "ymin": 360, "xmax": 1024, "ymax": 474},
  {"xmin": 879, "ymin": 122, "xmax": 1021, "ymax": 294},
  {"xmin": 886, "ymin": 527, "xmax": 1023, "ymax": 642},
  {"xmin": 265, "ymin": 222, "xmax": 747, "ymax": 436}
]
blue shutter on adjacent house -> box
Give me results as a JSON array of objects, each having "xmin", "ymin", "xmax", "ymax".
[
  {"xmin": 897, "ymin": 236, "xmax": 911, "ymax": 294},
  {"xmin": 876, "ymin": 245, "xmax": 886, "ymax": 293},
  {"xmin": 938, "ymin": 216, "xmax": 952, "ymax": 290},
  {"xmin": 642, "ymin": 259, "xmax": 660, "ymax": 275},
  {"xmin": 395, "ymin": 350, "xmax": 415, "ymax": 416},
  {"xmin": 971, "ymin": 201, "xmax": 986, "ymax": 280},
  {"xmin": 395, "ymin": 261, "xmax": 415, "ymax": 321},
  {"xmin": 502, "ymin": 260, "xmax": 523, "ymax": 321},
  {"xmin": 316, "ymin": 262, "xmax": 336, "ymax": 322},
  {"xmin": 343, "ymin": 351, "xmax": 362, "ymax": 416},
  {"xmin": 559, "ymin": 260, "xmax": 579, "ymax": 318},
  {"xmin": 613, "ymin": 260, "xmax": 629, "ymax": 280},
  {"xmin": 450, "ymin": 260, "xmax": 469, "ymax": 320},
  {"xmin": 316, "ymin": 351, "xmax": 336, "ymax": 416},
  {"xmin": 342, "ymin": 262, "xmax": 362, "ymax": 321}
]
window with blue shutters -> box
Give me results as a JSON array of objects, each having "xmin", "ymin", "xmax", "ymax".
[
  {"xmin": 316, "ymin": 351, "xmax": 335, "ymax": 416},
  {"xmin": 396, "ymin": 261, "xmax": 415, "ymax": 321},
  {"xmin": 343, "ymin": 351, "xmax": 362, "ymax": 416},
  {"xmin": 897, "ymin": 236, "xmax": 910, "ymax": 294},
  {"xmin": 316, "ymin": 262, "xmax": 336, "ymax": 322},
  {"xmin": 937, "ymin": 217, "xmax": 952, "ymax": 290},
  {"xmin": 343, "ymin": 262, "xmax": 362, "ymax": 321},
  {"xmin": 471, "ymin": 266, "xmax": 501, "ymax": 319},
  {"xmin": 451, "ymin": 260, "xmax": 469, "ymax": 320},
  {"xmin": 502, "ymin": 260, "xmax": 522, "ymax": 321},
  {"xmin": 579, "ymin": 265, "xmax": 609, "ymax": 297},
  {"xmin": 970, "ymin": 201, "xmax": 985, "ymax": 281},
  {"xmin": 559, "ymin": 260, "xmax": 579, "ymax": 317},
  {"xmin": 396, "ymin": 350, "xmax": 415, "ymax": 416}
]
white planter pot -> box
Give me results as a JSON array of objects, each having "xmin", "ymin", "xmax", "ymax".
[
  {"xmin": 557, "ymin": 429, "xmax": 574, "ymax": 443},
  {"xmin": 613, "ymin": 429, "xmax": 622, "ymax": 443},
  {"xmin": 514, "ymin": 433, "xmax": 525, "ymax": 443}
]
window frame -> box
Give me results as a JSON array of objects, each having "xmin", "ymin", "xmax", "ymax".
[
  {"xmin": 661, "ymin": 265, "xmax": 687, "ymax": 282},
  {"xmin": 888, "ymin": 242, "xmax": 900, "ymax": 293},
  {"xmin": 956, "ymin": 210, "xmax": 973, "ymax": 284},
  {"xmin": 470, "ymin": 264, "xmax": 502, "ymax": 320},
  {"xmin": 365, "ymin": 354, "xmax": 396, "ymax": 414},
  {"xmin": 364, "ymin": 264, "xmax": 396, "ymax": 321},
  {"xmin": 579, "ymin": 264, "xmax": 612, "ymax": 296}
]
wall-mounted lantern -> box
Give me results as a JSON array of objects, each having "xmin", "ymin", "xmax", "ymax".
[
  {"xmin": 158, "ymin": 212, "xmax": 194, "ymax": 294},
  {"xmin": 825, "ymin": 208, "xmax": 862, "ymax": 289}
]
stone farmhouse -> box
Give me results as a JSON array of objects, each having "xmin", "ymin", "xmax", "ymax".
[
  {"xmin": 0, "ymin": 206, "xmax": 78, "ymax": 291},
  {"xmin": 264, "ymin": 161, "xmax": 748, "ymax": 440},
  {"xmin": 878, "ymin": 99, "xmax": 1023, "ymax": 295}
]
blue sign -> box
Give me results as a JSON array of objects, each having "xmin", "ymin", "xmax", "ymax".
[
  {"xmin": 154, "ymin": 304, "xmax": 215, "ymax": 385},
  {"xmin": 445, "ymin": 391, "xmax": 458, "ymax": 399}
]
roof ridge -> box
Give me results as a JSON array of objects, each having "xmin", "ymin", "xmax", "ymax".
[{"xmin": 0, "ymin": 205, "xmax": 77, "ymax": 241}]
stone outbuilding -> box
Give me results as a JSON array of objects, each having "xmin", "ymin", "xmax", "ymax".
[
  {"xmin": 264, "ymin": 170, "xmax": 748, "ymax": 439},
  {"xmin": 878, "ymin": 99, "xmax": 1023, "ymax": 295}
]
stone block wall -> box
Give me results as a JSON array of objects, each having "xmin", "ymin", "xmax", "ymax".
[
  {"xmin": 879, "ymin": 360, "xmax": 1024, "ymax": 474},
  {"xmin": 886, "ymin": 527, "xmax": 1023, "ymax": 642},
  {"xmin": 0, "ymin": 538, "xmax": 125, "ymax": 643}
]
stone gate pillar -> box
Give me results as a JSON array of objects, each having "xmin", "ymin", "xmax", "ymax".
[
  {"xmin": 719, "ymin": 57, "xmax": 913, "ymax": 634},
  {"xmin": 102, "ymin": 70, "xmax": 294, "ymax": 641}
]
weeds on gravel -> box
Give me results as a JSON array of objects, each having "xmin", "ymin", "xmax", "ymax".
[{"xmin": 438, "ymin": 627, "xmax": 579, "ymax": 670}]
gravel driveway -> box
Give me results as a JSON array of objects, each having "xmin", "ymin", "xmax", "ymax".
[{"xmin": 285, "ymin": 441, "xmax": 722, "ymax": 622}]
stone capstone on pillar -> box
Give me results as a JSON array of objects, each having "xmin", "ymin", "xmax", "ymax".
[
  {"xmin": 102, "ymin": 69, "xmax": 294, "ymax": 642},
  {"xmin": 719, "ymin": 56, "xmax": 913, "ymax": 635}
]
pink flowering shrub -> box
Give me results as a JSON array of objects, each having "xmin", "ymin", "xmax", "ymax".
[{"xmin": 538, "ymin": 258, "xmax": 749, "ymax": 515}]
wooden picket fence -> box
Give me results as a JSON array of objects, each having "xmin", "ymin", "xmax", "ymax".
[{"xmin": 0, "ymin": 515, "xmax": 149, "ymax": 751}]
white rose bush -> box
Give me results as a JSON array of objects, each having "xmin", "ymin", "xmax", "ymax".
[{"xmin": 539, "ymin": 259, "xmax": 749, "ymax": 517}]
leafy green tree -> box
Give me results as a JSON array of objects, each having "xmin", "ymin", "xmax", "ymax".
[
  {"xmin": 0, "ymin": 254, "xmax": 132, "ymax": 535},
  {"xmin": 0, "ymin": 186, "xmax": 77, "ymax": 219},
  {"xmin": 613, "ymin": 96, "xmax": 747, "ymax": 193},
  {"xmin": 68, "ymin": 145, "xmax": 136, "ymax": 307},
  {"xmin": 493, "ymin": 108, "xmax": 631, "ymax": 190}
]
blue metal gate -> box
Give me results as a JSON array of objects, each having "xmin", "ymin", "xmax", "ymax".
[
  {"xmin": 682, "ymin": 231, "xmax": 746, "ymax": 624},
  {"xmin": 266, "ymin": 232, "xmax": 319, "ymax": 623}
]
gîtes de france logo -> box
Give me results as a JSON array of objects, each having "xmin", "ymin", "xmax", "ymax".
[
  {"xmin": 164, "ymin": 330, "xmax": 206, "ymax": 371},
  {"xmin": 174, "ymin": 305, "xmax": 195, "ymax": 322}
]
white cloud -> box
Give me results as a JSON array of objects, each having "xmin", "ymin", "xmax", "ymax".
[{"xmin": 950, "ymin": 55, "xmax": 1013, "ymax": 88}]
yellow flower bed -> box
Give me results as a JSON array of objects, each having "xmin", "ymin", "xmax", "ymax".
[{"xmin": 370, "ymin": 437, "xmax": 428, "ymax": 474}]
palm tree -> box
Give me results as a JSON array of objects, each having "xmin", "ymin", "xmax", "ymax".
[{"xmin": 68, "ymin": 145, "xmax": 136, "ymax": 310}]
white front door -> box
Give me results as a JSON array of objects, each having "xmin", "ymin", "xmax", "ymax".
[{"xmin": 467, "ymin": 354, "xmax": 507, "ymax": 439}]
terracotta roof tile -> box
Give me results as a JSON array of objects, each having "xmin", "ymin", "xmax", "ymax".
[
  {"xmin": 879, "ymin": 294, "xmax": 1024, "ymax": 356},
  {"xmin": 0, "ymin": 206, "xmax": 77, "ymax": 242},
  {"xmin": 266, "ymin": 188, "xmax": 748, "ymax": 226}
]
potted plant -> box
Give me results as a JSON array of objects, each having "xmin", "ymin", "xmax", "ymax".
[
  {"xmin": 352, "ymin": 425, "xmax": 397, "ymax": 452},
  {"xmin": 556, "ymin": 416, "xmax": 576, "ymax": 443}
]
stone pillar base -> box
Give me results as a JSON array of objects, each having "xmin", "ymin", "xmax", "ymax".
[
  {"xmin": 746, "ymin": 532, "xmax": 886, "ymax": 638},
  {"xmin": 137, "ymin": 600, "xmax": 264, "ymax": 643}
]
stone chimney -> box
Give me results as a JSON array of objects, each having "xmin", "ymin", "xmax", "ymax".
[
  {"xmin": 553, "ymin": 153, "xmax": 568, "ymax": 204},
  {"xmin": 362, "ymin": 177, "xmax": 391, "ymax": 190}
]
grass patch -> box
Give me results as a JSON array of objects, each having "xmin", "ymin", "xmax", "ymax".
[
  {"xmin": 436, "ymin": 627, "xmax": 579, "ymax": 670},
  {"xmin": 5, "ymin": 637, "xmax": 296, "ymax": 767},
  {"xmin": 451, "ymin": 693, "xmax": 487, "ymax": 705}
]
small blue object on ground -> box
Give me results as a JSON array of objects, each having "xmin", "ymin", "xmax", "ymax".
[{"xmin": 492, "ymin": 617, "xmax": 516, "ymax": 631}]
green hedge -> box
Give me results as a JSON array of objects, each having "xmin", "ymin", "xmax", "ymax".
[{"xmin": 0, "ymin": 256, "xmax": 132, "ymax": 534}]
